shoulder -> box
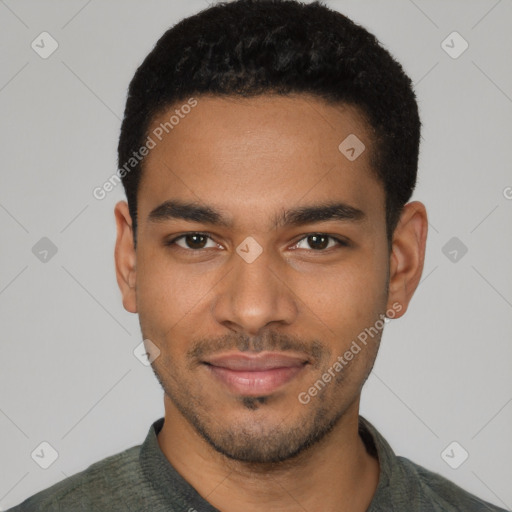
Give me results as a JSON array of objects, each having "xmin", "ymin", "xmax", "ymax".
[
  {"xmin": 7, "ymin": 444, "xmax": 145, "ymax": 512},
  {"xmin": 360, "ymin": 417, "xmax": 506, "ymax": 512},
  {"xmin": 395, "ymin": 456, "xmax": 507, "ymax": 511}
]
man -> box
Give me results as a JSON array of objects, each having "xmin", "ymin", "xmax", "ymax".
[{"xmin": 9, "ymin": 0, "xmax": 505, "ymax": 511}]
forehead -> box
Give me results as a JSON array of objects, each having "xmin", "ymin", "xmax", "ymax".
[{"xmin": 138, "ymin": 94, "xmax": 384, "ymax": 231}]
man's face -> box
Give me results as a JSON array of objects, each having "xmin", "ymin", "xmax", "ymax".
[{"xmin": 124, "ymin": 95, "xmax": 393, "ymax": 463}]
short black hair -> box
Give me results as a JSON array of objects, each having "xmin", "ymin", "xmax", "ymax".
[{"xmin": 118, "ymin": 0, "xmax": 420, "ymax": 243}]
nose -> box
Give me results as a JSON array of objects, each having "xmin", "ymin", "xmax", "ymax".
[{"xmin": 211, "ymin": 247, "xmax": 298, "ymax": 336}]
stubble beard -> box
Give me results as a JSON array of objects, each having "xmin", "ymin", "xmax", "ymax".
[{"xmin": 151, "ymin": 354, "xmax": 377, "ymax": 465}]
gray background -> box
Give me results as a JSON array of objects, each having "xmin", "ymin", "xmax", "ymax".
[{"xmin": 1, "ymin": 0, "xmax": 511, "ymax": 509}]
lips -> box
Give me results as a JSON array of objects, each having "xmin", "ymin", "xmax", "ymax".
[{"xmin": 203, "ymin": 352, "xmax": 308, "ymax": 396}]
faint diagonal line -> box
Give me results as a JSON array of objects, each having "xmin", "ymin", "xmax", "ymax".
[
  {"xmin": 266, "ymin": 265, "xmax": 337, "ymax": 338},
  {"xmin": 471, "ymin": 471, "xmax": 511, "ymax": 510},
  {"xmin": 0, "ymin": 472, "xmax": 29, "ymax": 502},
  {"xmin": 472, "ymin": 61, "xmax": 512, "ymax": 104},
  {"xmin": 415, "ymin": 62, "xmax": 439, "ymax": 86},
  {"xmin": 472, "ymin": 0, "xmax": 502, "ymax": 30},
  {"xmin": 61, "ymin": 266, "xmax": 131, "ymax": 334},
  {"xmin": 373, "ymin": 372, "xmax": 439, "ymax": 438},
  {"xmin": 0, "ymin": 0, "xmax": 29, "ymax": 28},
  {"xmin": 419, "ymin": 265, "xmax": 438, "ymax": 286},
  {"xmin": 258, "ymin": 162, "xmax": 338, "ymax": 238},
  {"xmin": 61, "ymin": 0, "xmax": 93, "ymax": 29},
  {"xmin": 0, "ymin": 62, "xmax": 29, "ymax": 93},
  {"xmin": 163, "ymin": 267, "xmax": 234, "ymax": 338},
  {"xmin": 61, "ymin": 61, "xmax": 122, "ymax": 120},
  {"xmin": 293, "ymin": 164, "xmax": 338, "ymax": 207},
  {"xmin": 471, "ymin": 266, "xmax": 512, "ymax": 309},
  {"xmin": 470, "ymin": 205, "xmax": 499, "ymax": 233},
  {"xmin": 274, "ymin": 480, "xmax": 311, "ymax": 512},
  {"xmin": 160, "ymin": 160, "xmax": 204, "ymax": 205},
  {"xmin": 0, "ymin": 407, "xmax": 29, "ymax": 438},
  {"xmin": 60, "ymin": 204, "xmax": 89, "ymax": 233},
  {"xmin": 471, "ymin": 396, "xmax": 512, "ymax": 439},
  {"xmin": 0, "ymin": 203, "xmax": 29, "ymax": 233},
  {"xmin": 61, "ymin": 369, "xmax": 131, "ymax": 439},
  {"xmin": 303, "ymin": 97, "xmax": 337, "ymax": 131},
  {"xmin": 0, "ymin": 265, "xmax": 28, "ymax": 296},
  {"xmin": 428, "ymin": 221, "xmax": 439, "ymax": 234},
  {"xmin": 204, "ymin": 469, "xmax": 234, "ymax": 502},
  {"xmin": 408, "ymin": 0, "xmax": 439, "ymax": 28}
]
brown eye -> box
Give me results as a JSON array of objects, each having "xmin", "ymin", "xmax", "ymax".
[
  {"xmin": 292, "ymin": 234, "xmax": 347, "ymax": 251},
  {"xmin": 184, "ymin": 234, "xmax": 208, "ymax": 249},
  {"xmin": 169, "ymin": 233, "xmax": 218, "ymax": 250},
  {"xmin": 306, "ymin": 234, "xmax": 329, "ymax": 250}
]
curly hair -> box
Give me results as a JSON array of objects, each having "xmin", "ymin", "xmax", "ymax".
[{"xmin": 118, "ymin": 0, "xmax": 420, "ymax": 242}]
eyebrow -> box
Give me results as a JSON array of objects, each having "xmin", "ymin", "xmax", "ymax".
[{"xmin": 147, "ymin": 199, "xmax": 365, "ymax": 229}]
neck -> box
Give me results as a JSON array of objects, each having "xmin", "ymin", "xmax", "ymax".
[{"xmin": 157, "ymin": 396, "xmax": 380, "ymax": 512}]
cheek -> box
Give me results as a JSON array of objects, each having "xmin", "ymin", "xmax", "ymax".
[
  {"xmin": 294, "ymin": 252, "xmax": 388, "ymax": 342},
  {"xmin": 306, "ymin": 262, "xmax": 387, "ymax": 393},
  {"xmin": 135, "ymin": 248, "xmax": 212, "ymax": 339}
]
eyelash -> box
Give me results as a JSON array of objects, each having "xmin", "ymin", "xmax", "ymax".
[{"xmin": 164, "ymin": 232, "xmax": 349, "ymax": 253}]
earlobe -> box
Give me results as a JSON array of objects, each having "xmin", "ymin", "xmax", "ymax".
[
  {"xmin": 386, "ymin": 201, "xmax": 428, "ymax": 318},
  {"xmin": 114, "ymin": 201, "xmax": 138, "ymax": 313}
]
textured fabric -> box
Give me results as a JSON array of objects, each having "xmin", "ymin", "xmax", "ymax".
[{"xmin": 8, "ymin": 416, "xmax": 506, "ymax": 511}]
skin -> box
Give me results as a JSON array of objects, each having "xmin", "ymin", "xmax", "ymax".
[{"xmin": 114, "ymin": 94, "xmax": 428, "ymax": 512}]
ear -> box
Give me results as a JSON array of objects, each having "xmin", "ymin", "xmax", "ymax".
[
  {"xmin": 114, "ymin": 201, "xmax": 137, "ymax": 313},
  {"xmin": 386, "ymin": 201, "xmax": 428, "ymax": 318}
]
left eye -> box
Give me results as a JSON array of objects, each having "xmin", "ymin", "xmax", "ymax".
[{"xmin": 292, "ymin": 234, "xmax": 346, "ymax": 251}]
